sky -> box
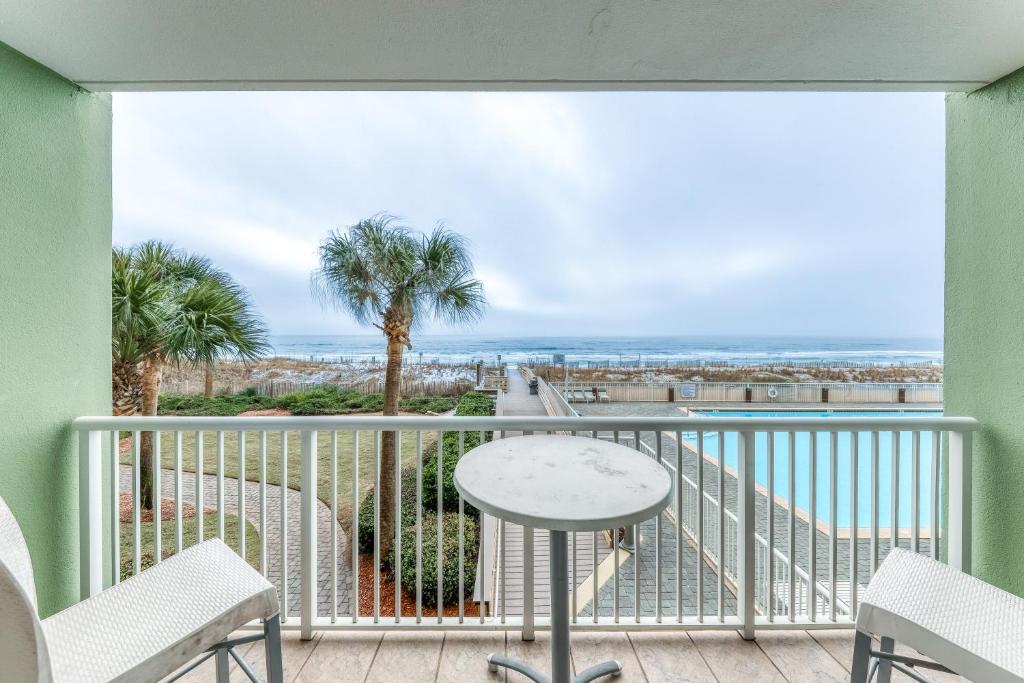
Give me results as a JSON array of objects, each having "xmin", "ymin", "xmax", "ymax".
[{"xmin": 112, "ymin": 91, "xmax": 945, "ymax": 339}]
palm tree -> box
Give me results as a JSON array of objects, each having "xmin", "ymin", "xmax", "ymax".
[
  {"xmin": 112, "ymin": 241, "xmax": 269, "ymax": 508},
  {"xmin": 312, "ymin": 215, "xmax": 485, "ymax": 552}
]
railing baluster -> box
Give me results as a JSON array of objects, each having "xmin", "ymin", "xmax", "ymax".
[
  {"xmin": 216, "ymin": 430, "xmax": 225, "ymax": 540},
  {"xmin": 300, "ymin": 429, "xmax": 318, "ymax": 640},
  {"xmin": 238, "ymin": 430, "xmax": 246, "ymax": 559},
  {"xmin": 787, "ymin": 431, "xmax": 795, "ymax": 620},
  {"xmin": 351, "ymin": 430, "xmax": 359, "ymax": 622},
  {"xmin": 437, "ymin": 430, "xmax": 443, "ymax": 624},
  {"xmin": 871, "ymin": 430, "xmax": 879, "ymax": 575},
  {"xmin": 330, "ymin": 431, "xmax": 337, "ymax": 623},
  {"xmin": 415, "ymin": 431, "xmax": 423, "ymax": 623},
  {"xmin": 697, "ymin": 430, "xmax": 705, "ymax": 623},
  {"xmin": 153, "ymin": 431, "xmax": 161, "ymax": 564},
  {"xmin": 110, "ymin": 430, "xmax": 120, "ymax": 586},
  {"xmin": 259, "ymin": 431, "xmax": 267, "ymax": 576},
  {"xmin": 738, "ymin": 430, "xmax": 755, "ymax": 640},
  {"xmin": 930, "ymin": 431, "xmax": 940, "ymax": 561},
  {"xmin": 79, "ymin": 429, "xmax": 103, "ymax": 597},
  {"xmin": 613, "ymin": 431, "xmax": 620, "ymax": 623},
  {"xmin": 655, "ymin": 432, "xmax": 663, "ymax": 622},
  {"xmin": 395, "ymin": 431, "xmax": 402, "ymax": 623},
  {"xmin": 717, "ymin": 430, "xmax": 725, "ymax": 623},
  {"xmin": 767, "ymin": 431, "xmax": 775, "ymax": 622},
  {"xmin": 850, "ymin": 431, "xmax": 859, "ymax": 617},
  {"xmin": 280, "ymin": 430, "xmax": 288, "ymax": 622},
  {"xmin": 195, "ymin": 431, "xmax": 204, "ymax": 544},
  {"xmin": 891, "ymin": 431, "xmax": 900, "ymax": 558},
  {"xmin": 675, "ymin": 430, "xmax": 683, "ymax": 624},
  {"xmin": 458, "ymin": 432, "xmax": 465, "ymax": 623},
  {"xmin": 373, "ymin": 430, "xmax": 381, "ymax": 623},
  {"xmin": 174, "ymin": 431, "xmax": 183, "ymax": 554},
  {"xmin": 948, "ymin": 430, "xmax": 972, "ymax": 573},
  {"xmin": 829, "ymin": 431, "xmax": 837, "ymax": 622},
  {"xmin": 591, "ymin": 529, "xmax": 598, "ymax": 624},
  {"xmin": 133, "ymin": 431, "xmax": 141, "ymax": 576},
  {"xmin": 633, "ymin": 430, "xmax": 641, "ymax": 623},
  {"xmin": 500, "ymin": 519, "xmax": 507, "ymax": 624},
  {"xmin": 912, "ymin": 431, "xmax": 920, "ymax": 554},
  {"xmin": 808, "ymin": 431, "xmax": 817, "ymax": 620},
  {"xmin": 571, "ymin": 528, "xmax": 577, "ymax": 625},
  {"xmin": 480, "ymin": 429, "xmax": 488, "ymax": 625}
]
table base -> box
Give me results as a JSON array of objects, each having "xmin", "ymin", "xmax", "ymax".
[
  {"xmin": 484, "ymin": 530, "xmax": 622, "ymax": 683},
  {"xmin": 487, "ymin": 653, "xmax": 622, "ymax": 683}
]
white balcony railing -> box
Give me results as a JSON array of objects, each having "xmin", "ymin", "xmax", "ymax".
[{"xmin": 73, "ymin": 414, "xmax": 975, "ymax": 640}]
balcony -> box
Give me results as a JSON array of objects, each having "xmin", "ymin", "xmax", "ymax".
[{"xmin": 73, "ymin": 393, "xmax": 975, "ymax": 680}]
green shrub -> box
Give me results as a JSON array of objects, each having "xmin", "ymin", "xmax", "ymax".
[
  {"xmin": 158, "ymin": 392, "xmax": 277, "ymax": 416},
  {"xmin": 274, "ymin": 386, "xmax": 457, "ymax": 416},
  {"xmin": 400, "ymin": 395, "xmax": 457, "ymax": 414},
  {"xmin": 275, "ymin": 386, "xmax": 385, "ymax": 415},
  {"xmin": 422, "ymin": 392, "xmax": 494, "ymax": 510},
  {"xmin": 356, "ymin": 465, "xmax": 420, "ymax": 556},
  {"xmin": 389, "ymin": 512, "xmax": 478, "ymax": 609}
]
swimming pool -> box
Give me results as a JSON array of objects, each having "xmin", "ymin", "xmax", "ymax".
[{"xmin": 686, "ymin": 410, "xmax": 943, "ymax": 530}]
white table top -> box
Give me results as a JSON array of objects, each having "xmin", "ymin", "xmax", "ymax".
[{"xmin": 453, "ymin": 435, "xmax": 673, "ymax": 532}]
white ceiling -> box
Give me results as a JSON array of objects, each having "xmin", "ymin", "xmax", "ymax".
[{"xmin": 2, "ymin": 1, "xmax": 1023, "ymax": 92}]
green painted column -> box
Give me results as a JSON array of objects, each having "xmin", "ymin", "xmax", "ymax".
[
  {"xmin": 946, "ymin": 67, "xmax": 1024, "ymax": 597},
  {"xmin": 0, "ymin": 43, "xmax": 112, "ymax": 615}
]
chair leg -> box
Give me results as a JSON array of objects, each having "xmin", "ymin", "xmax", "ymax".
[
  {"xmin": 877, "ymin": 637, "xmax": 895, "ymax": 683},
  {"xmin": 215, "ymin": 648, "xmax": 230, "ymax": 682},
  {"xmin": 850, "ymin": 631, "xmax": 872, "ymax": 683},
  {"xmin": 264, "ymin": 614, "xmax": 284, "ymax": 683}
]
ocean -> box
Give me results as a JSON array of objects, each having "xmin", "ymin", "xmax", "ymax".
[{"xmin": 269, "ymin": 335, "xmax": 942, "ymax": 366}]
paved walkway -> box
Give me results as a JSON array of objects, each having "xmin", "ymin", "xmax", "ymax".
[{"xmin": 119, "ymin": 464, "xmax": 352, "ymax": 618}]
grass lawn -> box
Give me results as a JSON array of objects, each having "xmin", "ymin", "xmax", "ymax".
[
  {"xmin": 119, "ymin": 513, "xmax": 260, "ymax": 581},
  {"xmin": 121, "ymin": 429, "xmax": 437, "ymax": 523}
]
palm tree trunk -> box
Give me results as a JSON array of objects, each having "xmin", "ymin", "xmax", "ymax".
[
  {"xmin": 139, "ymin": 355, "xmax": 163, "ymax": 510},
  {"xmin": 204, "ymin": 362, "xmax": 215, "ymax": 398},
  {"xmin": 112, "ymin": 359, "xmax": 143, "ymax": 416},
  {"xmin": 378, "ymin": 334, "xmax": 405, "ymax": 557}
]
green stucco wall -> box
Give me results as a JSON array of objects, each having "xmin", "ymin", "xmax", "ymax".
[
  {"xmin": 0, "ymin": 43, "xmax": 112, "ymax": 616},
  {"xmin": 947, "ymin": 68, "xmax": 1024, "ymax": 596}
]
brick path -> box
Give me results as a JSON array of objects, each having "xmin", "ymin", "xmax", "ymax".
[{"xmin": 119, "ymin": 464, "xmax": 352, "ymax": 618}]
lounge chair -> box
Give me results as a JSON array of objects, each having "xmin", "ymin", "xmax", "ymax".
[
  {"xmin": 852, "ymin": 548, "xmax": 1024, "ymax": 682},
  {"xmin": 0, "ymin": 496, "xmax": 283, "ymax": 683},
  {"xmin": 597, "ymin": 388, "xmax": 610, "ymax": 402},
  {"xmin": 573, "ymin": 389, "xmax": 588, "ymax": 403}
]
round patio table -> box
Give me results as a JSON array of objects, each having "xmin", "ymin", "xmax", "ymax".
[{"xmin": 454, "ymin": 434, "xmax": 672, "ymax": 683}]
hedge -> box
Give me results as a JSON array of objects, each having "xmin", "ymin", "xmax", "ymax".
[
  {"xmin": 389, "ymin": 511, "xmax": 478, "ymax": 609},
  {"xmin": 421, "ymin": 392, "xmax": 495, "ymax": 510},
  {"xmin": 159, "ymin": 386, "xmax": 456, "ymax": 417},
  {"xmin": 356, "ymin": 464, "xmax": 420, "ymax": 555}
]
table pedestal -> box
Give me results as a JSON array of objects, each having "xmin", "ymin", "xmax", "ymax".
[{"xmin": 487, "ymin": 530, "xmax": 622, "ymax": 683}]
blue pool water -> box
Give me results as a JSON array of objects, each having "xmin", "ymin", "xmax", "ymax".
[{"xmin": 686, "ymin": 410, "xmax": 943, "ymax": 530}]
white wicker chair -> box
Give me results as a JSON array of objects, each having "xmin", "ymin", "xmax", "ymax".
[
  {"xmin": 0, "ymin": 495, "xmax": 283, "ymax": 682},
  {"xmin": 852, "ymin": 548, "xmax": 1024, "ymax": 682}
]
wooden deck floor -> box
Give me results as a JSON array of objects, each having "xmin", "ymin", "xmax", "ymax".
[{"xmin": 176, "ymin": 628, "xmax": 965, "ymax": 682}]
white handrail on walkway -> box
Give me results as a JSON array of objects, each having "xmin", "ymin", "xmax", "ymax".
[{"xmin": 74, "ymin": 414, "xmax": 976, "ymax": 641}]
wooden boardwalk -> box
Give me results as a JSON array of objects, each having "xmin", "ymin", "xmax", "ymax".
[{"xmin": 491, "ymin": 368, "xmax": 614, "ymax": 619}]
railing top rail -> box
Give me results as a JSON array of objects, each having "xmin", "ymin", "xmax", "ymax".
[{"xmin": 74, "ymin": 414, "xmax": 978, "ymax": 432}]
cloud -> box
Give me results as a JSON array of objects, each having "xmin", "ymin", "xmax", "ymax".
[{"xmin": 112, "ymin": 91, "xmax": 944, "ymax": 337}]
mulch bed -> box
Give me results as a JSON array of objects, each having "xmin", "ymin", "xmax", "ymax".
[
  {"xmin": 356, "ymin": 553, "xmax": 481, "ymax": 618},
  {"xmin": 118, "ymin": 492, "xmax": 200, "ymax": 523}
]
